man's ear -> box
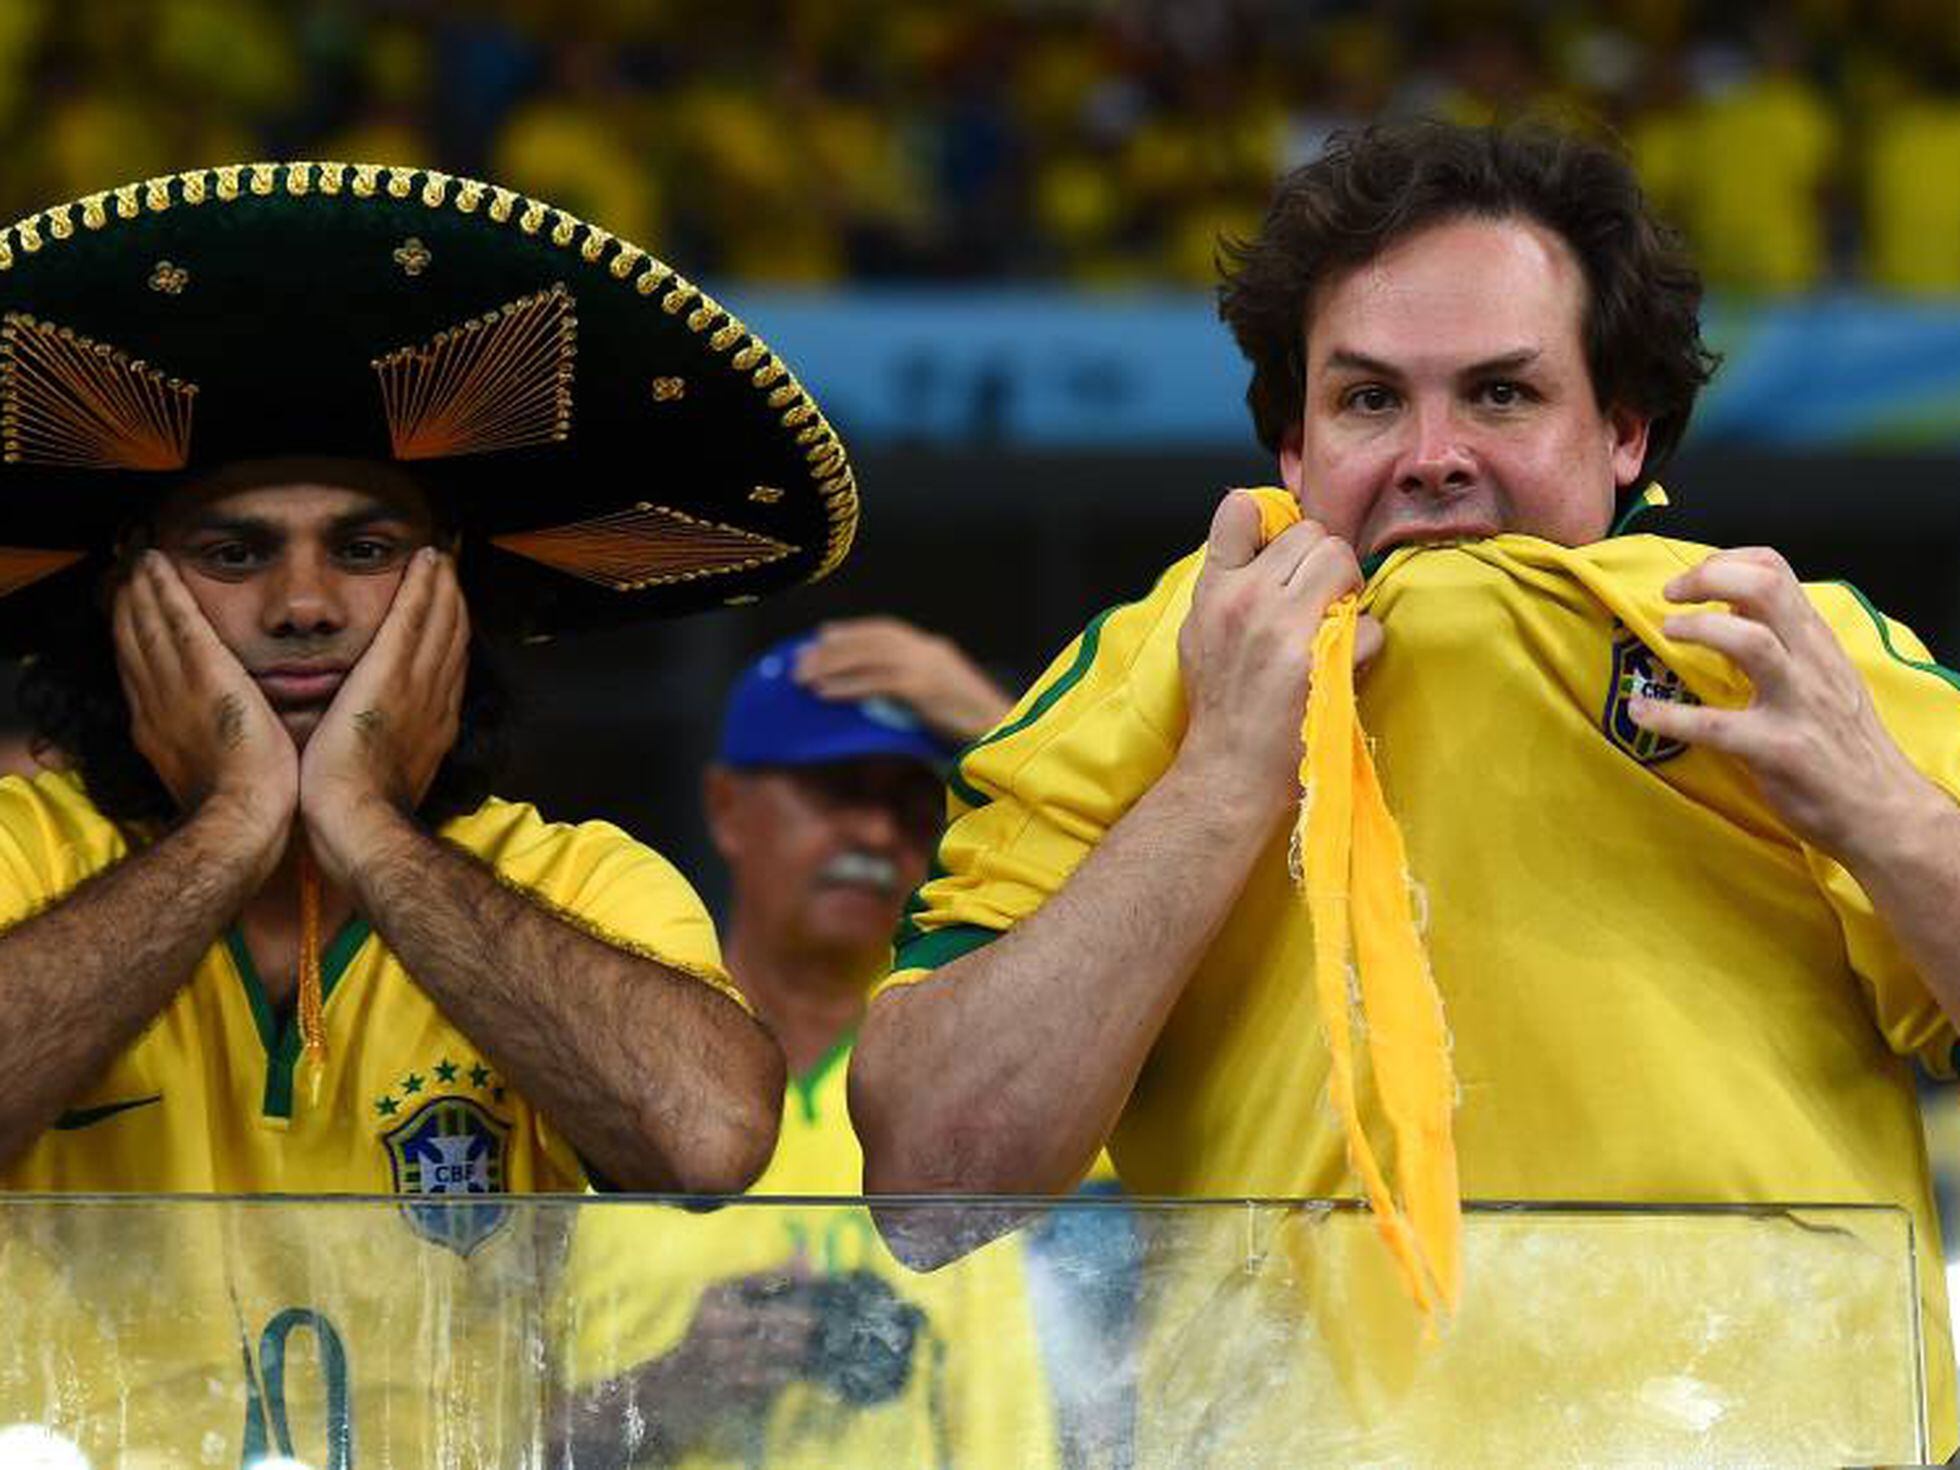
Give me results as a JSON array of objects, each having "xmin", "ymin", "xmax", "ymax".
[
  {"xmin": 1278, "ymin": 420, "xmax": 1306, "ymax": 500},
  {"xmin": 1607, "ymin": 404, "xmax": 1651, "ymax": 491},
  {"xmin": 703, "ymin": 764, "xmax": 744, "ymax": 862}
]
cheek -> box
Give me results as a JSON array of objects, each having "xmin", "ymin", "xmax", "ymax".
[
  {"xmin": 1493, "ymin": 426, "xmax": 1618, "ymax": 537},
  {"xmin": 343, "ymin": 578, "xmax": 408, "ymax": 652},
  {"xmin": 1294, "ymin": 438, "xmax": 1381, "ymax": 542},
  {"xmin": 174, "ymin": 577, "xmax": 257, "ymax": 652}
]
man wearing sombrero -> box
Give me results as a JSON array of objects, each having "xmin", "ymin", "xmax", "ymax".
[{"xmin": 0, "ymin": 158, "xmax": 862, "ymax": 1202}]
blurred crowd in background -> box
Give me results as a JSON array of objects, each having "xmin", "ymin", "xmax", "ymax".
[{"xmin": 4, "ymin": 0, "xmax": 1960, "ymax": 293}]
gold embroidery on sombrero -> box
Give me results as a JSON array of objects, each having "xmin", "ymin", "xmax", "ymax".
[
  {"xmin": 491, "ymin": 503, "xmax": 796, "ymax": 591},
  {"xmin": 0, "ymin": 548, "xmax": 82, "ymax": 596},
  {"xmin": 649, "ymin": 376, "xmax": 685, "ymax": 402},
  {"xmin": 373, "ymin": 283, "xmax": 574, "ymax": 461},
  {"xmin": 0, "ymin": 314, "xmax": 196, "ymax": 470},
  {"xmin": 392, "ymin": 237, "xmax": 432, "ymax": 277}
]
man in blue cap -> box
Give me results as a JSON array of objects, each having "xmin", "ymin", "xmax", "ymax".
[
  {"xmin": 558, "ymin": 619, "xmax": 1083, "ymax": 1468},
  {"xmin": 706, "ymin": 618, "xmax": 1011, "ymax": 1077}
]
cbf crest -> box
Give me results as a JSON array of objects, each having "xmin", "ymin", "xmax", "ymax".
[
  {"xmin": 1602, "ymin": 624, "xmax": 1698, "ymax": 765},
  {"xmin": 382, "ymin": 1094, "xmax": 512, "ymax": 1255}
]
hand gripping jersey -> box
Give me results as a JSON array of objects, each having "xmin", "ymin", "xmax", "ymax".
[
  {"xmin": 882, "ymin": 532, "xmax": 1960, "ymax": 1453},
  {"xmin": 561, "ymin": 1041, "xmax": 1062, "ymax": 1469},
  {"xmin": 0, "ymin": 769, "xmax": 737, "ymax": 1464}
]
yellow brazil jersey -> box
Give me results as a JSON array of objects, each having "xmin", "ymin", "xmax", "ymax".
[
  {"xmin": 561, "ymin": 1039, "xmax": 1063, "ymax": 1469},
  {"xmin": 0, "ymin": 769, "xmax": 734, "ymax": 1466},
  {"xmin": 880, "ymin": 532, "xmax": 1960, "ymax": 1457}
]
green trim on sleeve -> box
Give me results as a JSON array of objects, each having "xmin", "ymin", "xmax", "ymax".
[
  {"xmin": 920, "ymin": 601, "xmax": 1126, "ymax": 919},
  {"xmin": 1832, "ymin": 582, "xmax": 1960, "ymax": 695},
  {"xmin": 943, "ymin": 606, "xmax": 1119, "ymax": 809},
  {"xmin": 899, "ymin": 572, "xmax": 1179, "ymax": 963},
  {"xmin": 227, "ymin": 919, "xmax": 373, "ymax": 1120},
  {"xmin": 891, "ymin": 856, "xmax": 948, "ymax": 953},
  {"xmin": 893, "ymin": 922, "xmax": 1002, "ymax": 975}
]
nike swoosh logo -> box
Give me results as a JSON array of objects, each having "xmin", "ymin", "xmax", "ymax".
[{"xmin": 54, "ymin": 1094, "xmax": 162, "ymax": 1130}]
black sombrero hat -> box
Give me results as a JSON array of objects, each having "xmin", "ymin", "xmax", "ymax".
[{"xmin": 0, "ymin": 161, "xmax": 857, "ymax": 645}]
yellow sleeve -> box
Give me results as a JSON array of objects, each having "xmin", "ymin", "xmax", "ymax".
[
  {"xmin": 875, "ymin": 552, "xmax": 1200, "ymax": 997},
  {"xmin": 482, "ymin": 809, "xmax": 741, "ymax": 1009},
  {"xmin": 0, "ymin": 772, "xmax": 123, "ymax": 931},
  {"xmin": 463, "ymin": 809, "xmax": 744, "ymax": 1186},
  {"xmin": 1806, "ymin": 584, "xmax": 1960, "ymax": 1072}
]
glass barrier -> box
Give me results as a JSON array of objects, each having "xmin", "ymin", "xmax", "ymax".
[{"xmin": 0, "ymin": 1195, "xmax": 1928, "ymax": 1468}]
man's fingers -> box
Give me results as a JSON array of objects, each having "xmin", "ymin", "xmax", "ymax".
[
  {"xmin": 1667, "ymin": 548, "xmax": 1854, "ymax": 674},
  {"xmin": 110, "ymin": 590, "xmax": 154, "ymax": 722},
  {"xmin": 1281, "ymin": 534, "xmax": 1362, "ymax": 606},
  {"xmin": 802, "ymin": 670, "xmax": 900, "ymax": 702},
  {"xmin": 1661, "ymin": 611, "xmax": 1785, "ymax": 698},
  {"xmin": 146, "ymin": 554, "xmax": 242, "ymax": 676},
  {"xmin": 1204, "ymin": 491, "xmax": 1266, "ymax": 571},
  {"xmin": 1664, "ymin": 551, "xmax": 1799, "ymax": 632},
  {"xmin": 1353, "ymin": 614, "xmax": 1385, "ymax": 671},
  {"xmin": 409, "ymin": 555, "xmax": 465, "ymax": 691},
  {"xmin": 1626, "ymin": 694, "xmax": 1754, "ymax": 754}
]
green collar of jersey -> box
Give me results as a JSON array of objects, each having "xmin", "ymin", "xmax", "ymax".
[
  {"xmin": 789, "ymin": 1030, "xmax": 855, "ymax": 1124},
  {"xmin": 225, "ymin": 919, "xmax": 373, "ymax": 1120}
]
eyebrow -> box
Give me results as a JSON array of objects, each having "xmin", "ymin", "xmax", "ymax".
[
  {"xmin": 178, "ymin": 500, "xmax": 420, "ymax": 538},
  {"xmin": 1319, "ymin": 347, "xmax": 1543, "ymax": 378}
]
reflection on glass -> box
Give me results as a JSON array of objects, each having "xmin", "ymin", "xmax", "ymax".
[{"xmin": 0, "ymin": 1196, "xmax": 1927, "ymax": 1466}]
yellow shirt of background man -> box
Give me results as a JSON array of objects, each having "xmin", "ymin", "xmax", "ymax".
[
  {"xmin": 1865, "ymin": 96, "xmax": 1960, "ymax": 293},
  {"xmin": 0, "ymin": 768, "xmax": 735, "ymax": 1195},
  {"xmin": 1681, "ymin": 73, "xmax": 1839, "ymax": 292},
  {"xmin": 0, "ymin": 770, "xmax": 737, "ymax": 1464},
  {"xmin": 562, "ymin": 1041, "xmax": 1062, "ymax": 1469},
  {"xmin": 881, "ymin": 533, "xmax": 1960, "ymax": 1453}
]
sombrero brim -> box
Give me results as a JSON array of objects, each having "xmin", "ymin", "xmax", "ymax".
[{"xmin": 0, "ymin": 161, "xmax": 857, "ymax": 644}]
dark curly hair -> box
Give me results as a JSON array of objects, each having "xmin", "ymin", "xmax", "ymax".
[
  {"xmin": 16, "ymin": 578, "xmax": 513, "ymax": 834},
  {"xmin": 1218, "ymin": 119, "xmax": 1718, "ymax": 496}
]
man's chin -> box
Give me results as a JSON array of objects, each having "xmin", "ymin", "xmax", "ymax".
[
  {"xmin": 804, "ymin": 890, "xmax": 906, "ymax": 949},
  {"xmin": 275, "ymin": 708, "xmax": 326, "ymax": 746}
]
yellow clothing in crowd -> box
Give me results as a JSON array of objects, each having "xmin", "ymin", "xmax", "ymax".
[
  {"xmin": 1649, "ymin": 72, "xmax": 1840, "ymax": 293},
  {"xmin": 563, "ymin": 1038, "xmax": 1062, "ymax": 1467},
  {"xmin": 883, "ymin": 530, "xmax": 1960, "ymax": 1453},
  {"xmin": 1865, "ymin": 95, "xmax": 1960, "ymax": 293}
]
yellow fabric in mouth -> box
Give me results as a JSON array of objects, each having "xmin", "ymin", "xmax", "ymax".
[{"xmin": 1245, "ymin": 486, "xmax": 1462, "ymax": 1327}]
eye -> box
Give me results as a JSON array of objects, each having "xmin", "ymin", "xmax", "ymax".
[
  {"xmin": 1479, "ymin": 379, "xmax": 1533, "ymax": 408},
  {"xmin": 1342, "ymin": 384, "xmax": 1398, "ymax": 415},
  {"xmin": 336, "ymin": 535, "xmax": 405, "ymax": 569},
  {"xmin": 191, "ymin": 540, "xmax": 262, "ymax": 575}
]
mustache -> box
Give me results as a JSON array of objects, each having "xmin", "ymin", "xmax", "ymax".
[{"xmin": 815, "ymin": 850, "xmax": 902, "ymax": 895}]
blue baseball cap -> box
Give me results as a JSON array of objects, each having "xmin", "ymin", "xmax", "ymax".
[{"xmin": 717, "ymin": 633, "xmax": 957, "ymax": 769}]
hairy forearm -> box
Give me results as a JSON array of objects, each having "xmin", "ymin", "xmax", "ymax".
[
  {"xmin": 0, "ymin": 805, "xmax": 266, "ymax": 1167},
  {"xmin": 852, "ymin": 753, "xmax": 1281, "ymax": 1198},
  {"xmin": 1837, "ymin": 775, "xmax": 1960, "ymax": 1032},
  {"xmin": 345, "ymin": 814, "xmax": 783, "ymax": 1193}
]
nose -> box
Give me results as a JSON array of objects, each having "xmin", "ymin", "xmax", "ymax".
[
  {"xmin": 265, "ymin": 546, "xmax": 347, "ymax": 639},
  {"xmin": 1395, "ymin": 401, "xmax": 1477, "ymax": 502},
  {"xmin": 840, "ymin": 799, "xmax": 902, "ymax": 852}
]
